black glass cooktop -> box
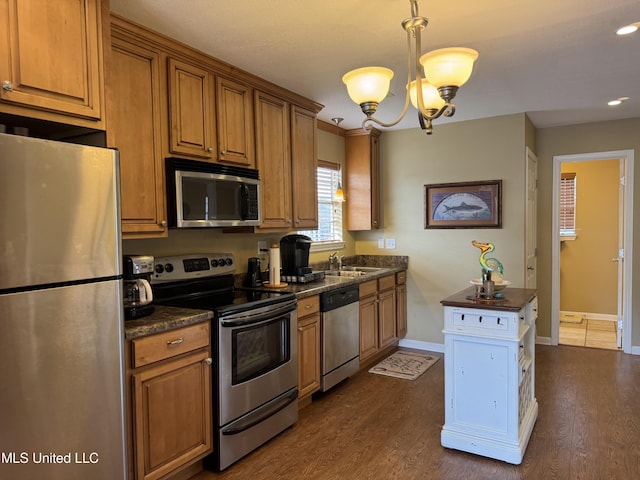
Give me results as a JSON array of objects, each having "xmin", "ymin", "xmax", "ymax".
[{"xmin": 152, "ymin": 275, "xmax": 295, "ymax": 314}]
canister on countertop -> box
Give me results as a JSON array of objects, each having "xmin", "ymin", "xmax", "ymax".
[{"xmin": 269, "ymin": 244, "xmax": 281, "ymax": 286}]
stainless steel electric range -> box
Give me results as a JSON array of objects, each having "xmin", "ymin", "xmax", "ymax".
[{"xmin": 151, "ymin": 253, "xmax": 298, "ymax": 471}]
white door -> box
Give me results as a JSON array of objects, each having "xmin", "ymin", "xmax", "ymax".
[
  {"xmin": 614, "ymin": 159, "xmax": 625, "ymax": 348},
  {"xmin": 525, "ymin": 148, "xmax": 538, "ymax": 289}
]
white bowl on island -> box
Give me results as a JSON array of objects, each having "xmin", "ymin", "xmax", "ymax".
[{"xmin": 470, "ymin": 279, "xmax": 512, "ymax": 291}]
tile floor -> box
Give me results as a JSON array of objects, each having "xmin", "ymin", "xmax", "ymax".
[{"xmin": 559, "ymin": 318, "xmax": 620, "ymax": 350}]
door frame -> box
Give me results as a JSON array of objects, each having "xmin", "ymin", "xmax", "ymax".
[
  {"xmin": 525, "ymin": 147, "xmax": 538, "ymax": 289},
  {"xmin": 551, "ymin": 150, "xmax": 634, "ymax": 353}
]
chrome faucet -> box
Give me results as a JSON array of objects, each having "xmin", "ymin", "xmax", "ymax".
[{"xmin": 329, "ymin": 252, "xmax": 342, "ymax": 270}]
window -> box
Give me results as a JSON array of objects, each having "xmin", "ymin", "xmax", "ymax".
[
  {"xmin": 560, "ymin": 172, "xmax": 576, "ymax": 239},
  {"xmin": 299, "ymin": 160, "xmax": 343, "ymax": 249}
]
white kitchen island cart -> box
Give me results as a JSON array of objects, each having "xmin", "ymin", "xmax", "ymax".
[{"xmin": 440, "ymin": 287, "xmax": 538, "ymax": 464}]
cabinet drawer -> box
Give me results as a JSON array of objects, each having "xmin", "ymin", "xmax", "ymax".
[
  {"xmin": 359, "ymin": 280, "xmax": 377, "ymax": 298},
  {"xmin": 396, "ymin": 271, "xmax": 407, "ymax": 285},
  {"xmin": 453, "ymin": 311, "xmax": 509, "ymax": 332},
  {"xmin": 132, "ymin": 322, "xmax": 210, "ymax": 368},
  {"xmin": 378, "ymin": 274, "xmax": 396, "ymax": 291},
  {"xmin": 298, "ymin": 295, "xmax": 320, "ymax": 317}
]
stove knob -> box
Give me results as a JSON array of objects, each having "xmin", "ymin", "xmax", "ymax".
[
  {"xmin": 211, "ymin": 259, "xmax": 219, "ymax": 267},
  {"xmin": 155, "ymin": 264, "xmax": 164, "ymax": 274},
  {"xmin": 225, "ymin": 257, "xmax": 233, "ymax": 266},
  {"xmin": 165, "ymin": 263, "xmax": 174, "ymax": 273}
]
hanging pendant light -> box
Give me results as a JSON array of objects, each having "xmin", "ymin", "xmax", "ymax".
[
  {"xmin": 342, "ymin": 0, "xmax": 478, "ymax": 134},
  {"xmin": 331, "ymin": 117, "xmax": 345, "ymax": 202}
]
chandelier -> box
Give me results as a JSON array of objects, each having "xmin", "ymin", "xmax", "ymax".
[{"xmin": 342, "ymin": 0, "xmax": 478, "ymax": 134}]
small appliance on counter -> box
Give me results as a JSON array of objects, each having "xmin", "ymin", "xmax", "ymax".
[
  {"xmin": 245, "ymin": 257, "xmax": 263, "ymax": 287},
  {"xmin": 123, "ymin": 255, "xmax": 155, "ymax": 320},
  {"xmin": 279, "ymin": 234, "xmax": 325, "ymax": 283}
]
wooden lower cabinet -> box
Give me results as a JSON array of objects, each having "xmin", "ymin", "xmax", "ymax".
[
  {"xmin": 359, "ymin": 274, "xmax": 397, "ymax": 363},
  {"xmin": 127, "ymin": 323, "xmax": 213, "ymax": 480},
  {"xmin": 297, "ymin": 295, "xmax": 321, "ymax": 403},
  {"xmin": 396, "ymin": 271, "xmax": 407, "ymax": 338}
]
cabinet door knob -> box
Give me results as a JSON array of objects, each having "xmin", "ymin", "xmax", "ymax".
[
  {"xmin": 2, "ymin": 80, "xmax": 14, "ymax": 92},
  {"xmin": 160, "ymin": 220, "xmax": 167, "ymax": 227},
  {"xmin": 204, "ymin": 357, "xmax": 213, "ymax": 365},
  {"xmin": 207, "ymin": 147, "xmax": 213, "ymax": 153}
]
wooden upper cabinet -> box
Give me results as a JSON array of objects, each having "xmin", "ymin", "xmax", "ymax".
[
  {"xmin": 0, "ymin": 0, "xmax": 105, "ymax": 126},
  {"xmin": 168, "ymin": 58, "xmax": 216, "ymax": 159},
  {"xmin": 345, "ymin": 128, "xmax": 382, "ymax": 230},
  {"xmin": 291, "ymin": 105, "xmax": 318, "ymax": 230},
  {"xmin": 106, "ymin": 33, "xmax": 167, "ymax": 238},
  {"xmin": 216, "ymin": 77, "xmax": 255, "ymax": 167},
  {"xmin": 255, "ymin": 90, "xmax": 292, "ymax": 229}
]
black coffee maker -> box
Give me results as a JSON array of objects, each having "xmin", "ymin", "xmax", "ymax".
[
  {"xmin": 245, "ymin": 257, "xmax": 263, "ymax": 287},
  {"xmin": 280, "ymin": 234, "xmax": 313, "ymax": 277},
  {"xmin": 123, "ymin": 255, "xmax": 155, "ymax": 320}
]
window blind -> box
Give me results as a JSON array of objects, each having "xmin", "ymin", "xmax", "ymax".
[
  {"xmin": 299, "ymin": 161, "xmax": 343, "ymax": 243},
  {"xmin": 560, "ymin": 172, "xmax": 576, "ymax": 235}
]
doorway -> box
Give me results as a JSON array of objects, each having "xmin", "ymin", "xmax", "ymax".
[{"xmin": 551, "ymin": 150, "xmax": 634, "ymax": 353}]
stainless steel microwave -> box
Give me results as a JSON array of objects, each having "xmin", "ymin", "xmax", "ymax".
[{"xmin": 166, "ymin": 158, "xmax": 261, "ymax": 228}]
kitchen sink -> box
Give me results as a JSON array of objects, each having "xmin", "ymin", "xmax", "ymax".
[{"xmin": 325, "ymin": 266, "xmax": 388, "ymax": 277}]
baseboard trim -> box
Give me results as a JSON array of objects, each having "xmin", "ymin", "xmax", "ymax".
[
  {"xmin": 536, "ymin": 336, "xmax": 552, "ymax": 345},
  {"xmin": 398, "ymin": 338, "xmax": 444, "ymax": 353}
]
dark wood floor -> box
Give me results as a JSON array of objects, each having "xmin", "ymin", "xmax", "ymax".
[{"xmin": 192, "ymin": 345, "xmax": 640, "ymax": 480}]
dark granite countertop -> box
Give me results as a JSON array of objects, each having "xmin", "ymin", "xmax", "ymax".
[
  {"xmin": 124, "ymin": 306, "xmax": 213, "ymax": 340},
  {"xmin": 124, "ymin": 255, "xmax": 409, "ymax": 339},
  {"xmin": 277, "ymin": 266, "xmax": 405, "ymax": 299},
  {"xmin": 440, "ymin": 287, "xmax": 537, "ymax": 312}
]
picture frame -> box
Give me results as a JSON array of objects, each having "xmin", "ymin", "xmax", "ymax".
[{"xmin": 424, "ymin": 180, "xmax": 502, "ymax": 229}]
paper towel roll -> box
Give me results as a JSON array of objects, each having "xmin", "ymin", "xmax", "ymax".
[{"xmin": 269, "ymin": 244, "xmax": 281, "ymax": 286}]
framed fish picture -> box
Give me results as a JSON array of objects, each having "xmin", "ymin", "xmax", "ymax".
[{"xmin": 424, "ymin": 180, "xmax": 502, "ymax": 229}]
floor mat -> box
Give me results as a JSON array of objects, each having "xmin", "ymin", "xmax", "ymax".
[{"xmin": 368, "ymin": 351, "xmax": 439, "ymax": 380}]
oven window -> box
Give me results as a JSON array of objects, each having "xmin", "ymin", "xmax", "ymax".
[{"xmin": 232, "ymin": 316, "xmax": 290, "ymax": 385}]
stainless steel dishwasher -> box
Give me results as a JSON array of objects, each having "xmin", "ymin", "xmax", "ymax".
[{"xmin": 320, "ymin": 284, "xmax": 360, "ymax": 391}]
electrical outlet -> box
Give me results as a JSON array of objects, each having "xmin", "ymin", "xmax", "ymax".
[
  {"xmin": 378, "ymin": 238, "xmax": 385, "ymax": 249},
  {"xmin": 385, "ymin": 238, "xmax": 396, "ymax": 249},
  {"xmin": 258, "ymin": 241, "xmax": 267, "ymax": 255}
]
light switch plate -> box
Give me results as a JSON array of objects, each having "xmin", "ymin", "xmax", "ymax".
[
  {"xmin": 258, "ymin": 241, "xmax": 267, "ymax": 254},
  {"xmin": 385, "ymin": 238, "xmax": 396, "ymax": 249},
  {"xmin": 378, "ymin": 238, "xmax": 385, "ymax": 249}
]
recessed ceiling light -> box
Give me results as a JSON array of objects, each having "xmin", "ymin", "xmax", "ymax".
[
  {"xmin": 616, "ymin": 23, "xmax": 639, "ymax": 35},
  {"xmin": 608, "ymin": 97, "xmax": 629, "ymax": 107}
]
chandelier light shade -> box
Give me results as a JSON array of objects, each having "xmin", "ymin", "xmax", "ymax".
[
  {"xmin": 408, "ymin": 79, "xmax": 445, "ymax": 110},
  {"xmin": 342, "ymin": 67, "xmax": 394, "ymax": 116},
  {"xmin": 342, "ymin": 0, "xmax": 478, "ymax": 134},
  {"xmin": 420, "ymin": 47, "xmax": 479, "ymax": 88}
]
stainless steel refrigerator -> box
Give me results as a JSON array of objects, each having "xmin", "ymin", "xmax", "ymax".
[{"xmin": 0, "ymin": 133, "xmax": 127, "ymax": 479}]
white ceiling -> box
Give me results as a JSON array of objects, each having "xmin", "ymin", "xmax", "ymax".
[{"xmin": 110, "ymin": 0, "xmax": 640, "ymax": 131}]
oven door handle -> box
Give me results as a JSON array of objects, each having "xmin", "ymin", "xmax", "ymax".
[
  {"xmin": 220, "ymin": 300, "xmax": 296, "ymax": 327},
  {"xmin": 221, "ymin": 389, "xmax": 298, "ymax": 436}
]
